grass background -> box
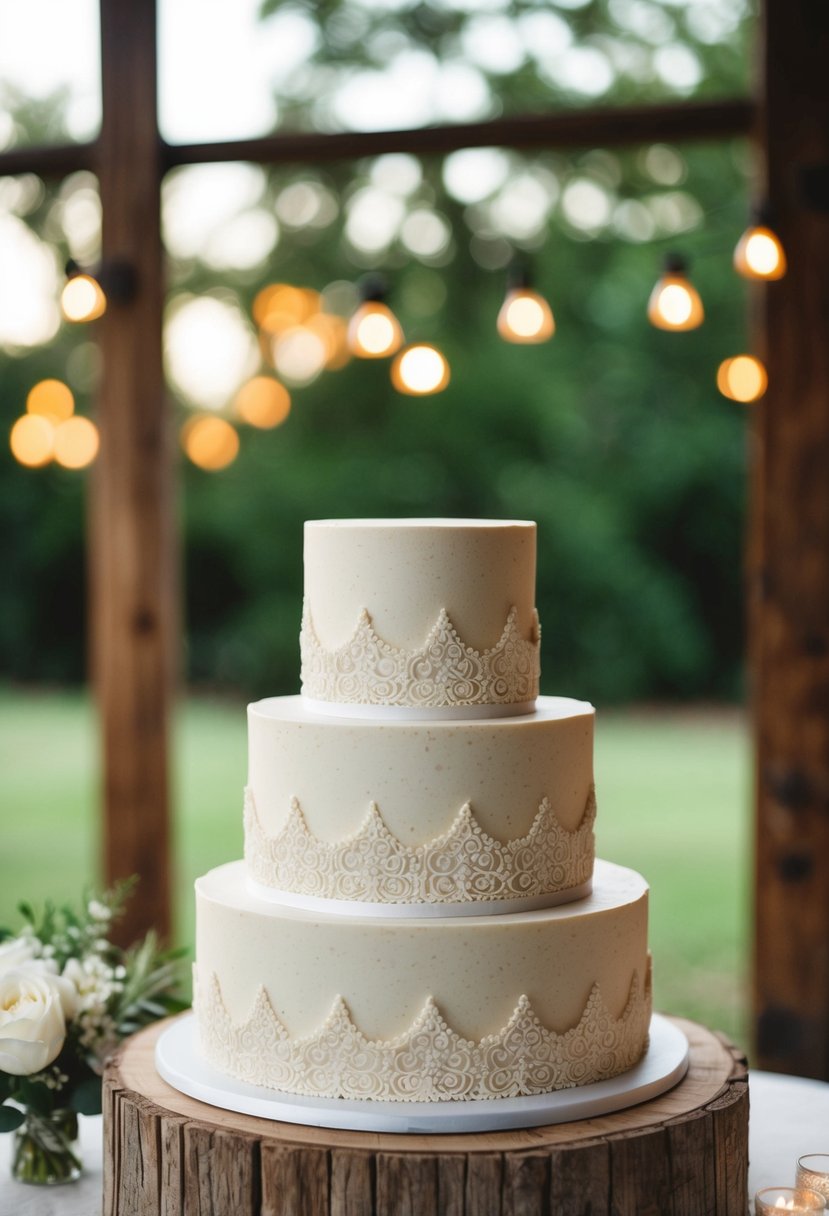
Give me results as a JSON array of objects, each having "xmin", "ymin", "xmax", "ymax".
[{"xmin": 0, "ymin": 689, "xmax": 750, "ymax": 1049}]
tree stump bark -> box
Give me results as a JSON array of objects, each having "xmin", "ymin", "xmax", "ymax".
[{"xmin": 103, "ymin": 1016, "xmax": 747, "ymax": 1216}]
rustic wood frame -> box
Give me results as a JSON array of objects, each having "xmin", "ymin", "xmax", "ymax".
[{"xmin": 3, "ymin": 0, "xmax": 826, "ymax": 1076}]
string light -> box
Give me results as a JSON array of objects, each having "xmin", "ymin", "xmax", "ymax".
[
  {"xmin": 717, "ymin": 355, "xmax": 768, "ymax": 403},
  {"xmin": 234, "ymin": 376, "xmax": 291, "ymax": 428},
  {"xmin": 497, "ymin": 266, "xmax": 555, "ymax": 344},
  {"xmin": 647, "ymin": 254, "xmax": 704, "ymax": 331},
  {"xmin": 733, "ymin": 208, "xmax": 786, "ymax": 281},
  {"xmin": 10, "ymin": 414, "xmax": 55, "ymax": 467},
  {"xmin": 391, "ymin": 343, "xmax": 450, "ymax": 395},
  {"xmin": 27, "ymin": 379, "xmax": 74, "ymax": 423},
  {"xmin": 347, "ymin": 275, "xmax": 404, "ymax": 359},
  {"xmin": 181, "ymin": 415, "xmax": 239, "ymax": 470},
  {"xmin": 53, "ymin": 416, "xmax": 99, "ymax": 468},
  {"xmin": 61, "ymin": 260, "xmax": 106, "ymax": 323}
]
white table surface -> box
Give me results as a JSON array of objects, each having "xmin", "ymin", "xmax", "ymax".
[{"xmin": 1, "ymin": 1070, "xmax": 827, "ymax": 1214}]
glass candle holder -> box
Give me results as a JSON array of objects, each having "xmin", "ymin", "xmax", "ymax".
[
  {"xmin": 755, "ymin": 1188, "xmax": 826, "ymax": 1214},
  {"xmin": 798, "ymin": 1158, "xmax": 829, "ymax": 1202}
]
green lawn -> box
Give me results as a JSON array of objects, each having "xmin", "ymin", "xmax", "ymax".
[{"xmin": 0, "ymin": 690, "xmax": 750, "ymax": 1049}]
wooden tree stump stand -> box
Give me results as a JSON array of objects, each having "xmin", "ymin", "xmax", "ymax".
[{"xmin": 103, "ymin": 1015, "xmax": 748, "ymax": 1216}]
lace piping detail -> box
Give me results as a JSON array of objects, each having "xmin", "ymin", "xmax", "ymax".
[
  {"xmin": 300, "ymin": 603, "xmax": 540, "ymax": 708},
  {"xmin": 197, "ymin": 963, "xmax": 651, "ymax": 1101},
  {"xmin": 244, "ymin": 786, "xmax": 595, "ymax": 905}
]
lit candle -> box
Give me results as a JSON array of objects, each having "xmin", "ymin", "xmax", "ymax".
[
  {"xmin": 755, "ymin": 1187, "xmax": 825, "ymax": 1214},
  {"xmin": 797, "ymin": 1158, "xmax": 829, "ymax": 1201}
]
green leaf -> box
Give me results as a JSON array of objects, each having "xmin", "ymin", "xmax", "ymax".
[
  {"xmin": 0, "ymin": 1105, "xmax": 26, "ymax": 1133},
  {"xmin": 17, "ymin": 1079, "xmax": 52, "ymax": 1116},
  {"xmin": 69, "ymin": 1078, "xmax": 102, "ymax": 1116},
  {"xmin": 0, "ymin": 1074, "xmax": 13, "ymax": 1102},
  {"xmin": 16, "ymin": 901, "xmax": 34, "ymax": 925}
]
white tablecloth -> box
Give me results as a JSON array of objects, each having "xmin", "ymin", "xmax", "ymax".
[{"xmin": 1, "ymin": 1071, "xmax": 827, "ymax": 1214}]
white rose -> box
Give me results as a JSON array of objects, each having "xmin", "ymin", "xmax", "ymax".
[
  {"xmin": 0, "ymin": 937, "xmax": 39, "ymax": 977},
  {"xmin": 0, "ymin": 971, "xmax": 72, "ymax": 1076}
]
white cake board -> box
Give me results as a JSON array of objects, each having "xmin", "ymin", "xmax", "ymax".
[{"xmin": 155, "ymin": 1013, "xmax": 688, "ymax": 1134}]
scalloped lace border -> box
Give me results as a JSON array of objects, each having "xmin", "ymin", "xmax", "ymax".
[
  {"xmin": 300, "ymin": 603, "xmax": 540, "ymax": 708},
  {"xmin": 244, "ymin": 786, "xmax": 596, "ymax": 905},
  {"xmin": 196, "ymin": 961, "xmax": 652, "ymax": 1102}
]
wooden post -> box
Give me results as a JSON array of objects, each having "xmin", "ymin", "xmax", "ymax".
[
  {"xmin": 92, "ymin": 0, "xmax": 174, "ymax": 945},
  {"xmin": 752, "ymin": 0, "xmax": 829, "ymax": 1076}
]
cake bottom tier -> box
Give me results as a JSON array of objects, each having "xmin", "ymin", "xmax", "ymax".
[{"xmin": 194, "ymin": 859, "xmax": 652, "ymax": 1103}]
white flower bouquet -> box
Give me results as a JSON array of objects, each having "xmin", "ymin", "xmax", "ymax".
[{"xmin": 0, "ymin": 881, "xmax": 185, "ymax": 1185}]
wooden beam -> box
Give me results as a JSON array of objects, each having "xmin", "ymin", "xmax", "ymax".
[
  {"xmin": 0, "ymin": 141, "xmax": 97, "ymax": 178},
  {"xmin": 92, "ymin": 0, "xmax": 174, "ymax": 947},
  {"xmin": 163, "ymin": 97, "xmax": 756, "ymax": 169},
  {"xmin": 752, "ymin": 0, "xmax": 829, "ymax": 1076}
]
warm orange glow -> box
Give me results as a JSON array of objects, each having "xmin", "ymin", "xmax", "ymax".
[
  {"xmin": 254, "ymin": 283, "xmax": 320, "ymax": 335},
  {"xmin": 497, "ymin": 288, "xmax": 555, "ymax": 343},
  {"xmin": 647, "ymin": 273, "xmax": 704, "ymax": 331},
  {"xmin": 733, "ymin": 225, "xmax": 786, "ymax": 280},
  {"xmin": 716, "ymin": 355, "xmax": 768, "ymax": 403},
  {"xmin": 61, "ymin": 273, "xmax": 106, "ymax": 322},
  {"xmin": 53, "ymin": 416, "xmax": 99, "ymax": 468},
  {"xmin": 391, "ymin": 343, "xmax": 450, "ymax": 395},
  {"xmin": 27, "ymin": 379, "xmax": 75, "ymax": 423},
  {"xmin": 348, "ymin": 301, "xmax": 403, "ymax": 358},
  {"xmin": 307, "ymin": 313, "xmax": 351, "ymax": 369},
  {"xmin": 182, "ymin": 415, "xmax": 240, "ymax": 470},
  {"xmin": 10, "ymin": 414, "xmax": 55, "ymax": 467},
  {"xmin": 234, "ymin": 376, "xmax": 291, "ymax": 428}
]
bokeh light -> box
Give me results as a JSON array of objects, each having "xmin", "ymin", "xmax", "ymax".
[
  {"xmin": 61, "ymin": 272, "xmax": 106, "ymax": 322},
  {"xmin": 733, "ymin": 225, "xmax": 786, "ymax": 281},
  {"xmin": 647, "ymin": 271, "xmax": 704, "ymax": 331},
  {"xmin": 10, "ymin": 414, "xmax": 55, "ymax": 467},
  {"xmin": 272, "ymin": 326, "xmax": 328, "ymax": 386},
  {"xmin": 391, "ymin": 344, "xmax": 450, "ymax": 396},
  {"xmin": 53, "ymin": 416, "xmax": 99, "ymax": 468},
  {"xmin": 234, "ymin": 376, "xmax": 291, "ymax": 428},
  {"xmin": 497, "ymin": 288, "xmax": 555, "ymax": 343},
  {"xmin": 165, "ymin": 294, "xmax": 258, "ymax": 409},
  {"xmin": 254, "ymin": 284, "xmax": 319, "ymax": 335},
  {"xmin": 27, "ymin": 379, "xmax": 75, "ymax": 422},
  {"xmin": 348, "ymin": 302, "xmax": 404, "ymax": 358},
  {"xmin": 717, "ymin": 355, "xmax": 768, "ymax": 403},
  {"xmin": 181, "ymin": 415, "xmax": 240, "ymax": 470}
]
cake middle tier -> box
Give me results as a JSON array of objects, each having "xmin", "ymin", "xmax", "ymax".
[
  {"xmin": 195, "ymin": 859, "xmax": 651, "ymax": 1102},
  {"xmin": 246, "ymin": 695, "xmax": 595, "ymax": 909}
]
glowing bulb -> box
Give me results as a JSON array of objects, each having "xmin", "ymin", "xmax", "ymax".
[
  {"xmin": 10, "ymin": 414, "xmax": 55, "ymax": 467},
  {"xmin": 391, "ymin": 343, "xmax": 450, "ymax": 396},
  {"xmin": 716, "ymin": 355, "xmax": 768, "ymax": 403},
  {"xmin": 53, "ymin": 416, "xmax": 99, "ymax": 468},
  {"xmin": 234, "ymin": 376, "xmax": 291, "ymax": 428},
  {"xmin": 347, "ymin": 301, "xmax": 403, "ymax": 358},
  {"xmin": 61, "ymin": 273, "xmax": 106, "ymax": 322},
  {"xmin": 254, "ymin": 283, "xmax": 319, "ymax": 334},
  {"xmin": 647, "ymin": 261, "xmax": 704, "ymax": 331},
  {"xmin": 733, "ymin": 224, "xmax": 786, "ymax": 280},
  {"xmin": 182, "ymin": 416, "xmax": 239, "ymax": 470},
  {"xmin": 26, "ymin": 379, "xmax": 74, "ymax": 423},
  {"xmin": 497, "ymin": 288, "xmax": 555, "ymax": 343}
]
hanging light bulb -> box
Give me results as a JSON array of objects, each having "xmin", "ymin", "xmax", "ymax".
[
  {"xmin": 347, "ymin": 275, "xmax": 404, "ymax": 359},
  {"xmin": 61, "ymin": 260, "xmax": 107, "ymax": 323},
  {"xmin": 60, "ymin": 258, "xmax": 137, "ymax": 322},
  {"xmin": 716, "ymin": 355, "xmax": 768, "ymax": 403},
  {"xmin": 497, "ymin": 265, "xmax": 554, "ymax": 344},
  {"xmin": 647, "ymin": 254, "xmax": 704, "ymax": 331},
  {"xmin": 391, "ymin": 343, "xmax": 450, "ymax": 396},
  {"xmin": 733, "ymin": 208, "xmax": 786, "ymax": 281}
]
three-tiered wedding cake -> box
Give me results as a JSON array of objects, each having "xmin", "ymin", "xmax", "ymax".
[{"xmin": 193, "ymin": 519, "xmax": 652, "ymax": 1103}]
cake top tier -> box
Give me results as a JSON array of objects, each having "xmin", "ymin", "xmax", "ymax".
[{"xmin": 300, "ymin": 518, "xmax": 540, "ymax": 715}]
